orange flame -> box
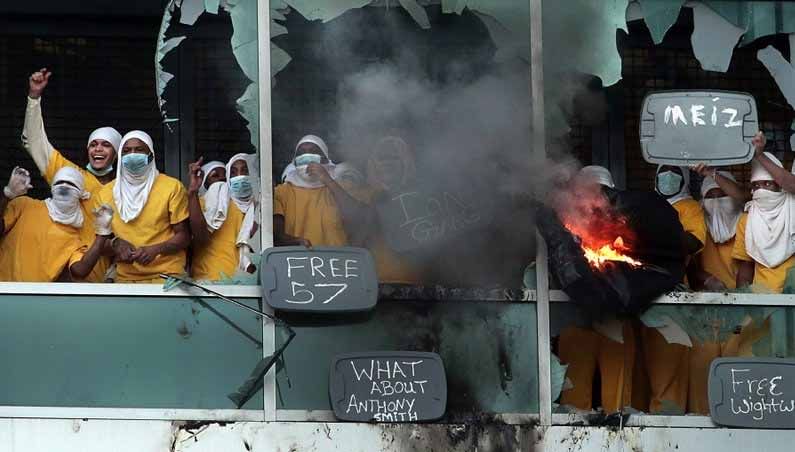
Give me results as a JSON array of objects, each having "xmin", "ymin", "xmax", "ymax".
[{"xmin": 581, "ymin": 236, "xmax": 642, "ymax": 270}]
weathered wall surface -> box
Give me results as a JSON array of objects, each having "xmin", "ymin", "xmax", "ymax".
[{"xmin": 3, "ymin": 419, "xmax": 795, "ymax": 452}]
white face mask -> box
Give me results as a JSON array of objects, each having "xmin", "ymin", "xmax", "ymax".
[
  {"xmin": 46, "ymin": 183, "xmax": 84, "ymax": 228},
  {"xmin": 752, "ymin": 188, "xmax": 786, "ymax": 210},
  {"xmin": 702, "ymin": 196, "xmax": 741, "ymax": 244}
]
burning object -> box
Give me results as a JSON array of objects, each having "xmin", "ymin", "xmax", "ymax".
[{"xmin": 534, "ymin": 181, "xmax": 687, "ymax": 317}]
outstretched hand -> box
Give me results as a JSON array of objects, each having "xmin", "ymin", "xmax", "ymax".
[{"xmin": 188, "ymin": 157, "xmax": 205, "ymax": 194}]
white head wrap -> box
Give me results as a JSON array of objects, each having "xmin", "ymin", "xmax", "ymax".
[
  {"xmin": 700, "ymin": 171, "xmax": 741, "ymax": 244},
  {"xmin": 745, "ymin": 152, "xmax": 795, "ymax": 268},
  {"xmin": 655, "ymin": 165, "xmax": 692, "ymax": 205},
  {"xmin": 199, "ymin": 160, "xmax": 225, "ymax": 196},
  {"xmin": 579, "ymin": 165, "xmax": 615, "ymax": 188},
  {"xmin": 87, "ymin": 127, "xmax": 122, "ymax": 152},
  {"xmin": 226, "ymin": 153, "xmax": 261, "ymax": 272},
  {"xmin": 112, "ymin": 131, "xmax": 159, "ymax": 223},
  {"xmin": 45, "ymin": 167, "xmax": 90, "ymax": 228},
  {"xmin": 283, "ymin": 135, "xmax": 337, "ymax": 189}
]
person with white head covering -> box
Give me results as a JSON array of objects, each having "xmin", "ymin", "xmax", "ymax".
[
  {"xmin": 655, "ymin": 164, "xmax": 706, "ymax": 257},
  {"xmin": 187, "ymin": 155, "xmax": 254, "ymax": 281},
  {"xmin": 22, "ymin": 68, "xmax": 122, "ymax": 282},
  {"xmin": 748, "ymin": 131, "xmax": 795, "ymax": 193},
  {"xmin": 274, "ymin": 134, "xmax": 365, "ymax": 247},
  {"xmin": 579, "ymin": 165, "xmax": 615, "ymax": 189},
  {"xmin": 93, "ymin": 131, "xmax": 190, "ymax": 283},
  {"xmin": 0, "ymin": 166, "xmax": 114, "ymax": 281},
  {"xmin": 732, "ymin": 152, "xmax": 795, "ymax": 293},
  {"xmin": 691, "ymin": 171, "xmax": 743, "ymax": 291}
]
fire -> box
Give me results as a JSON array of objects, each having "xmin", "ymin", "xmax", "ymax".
[{"xmin": 581, "ymin": 236, "xmax": 642, "ymax": 270}]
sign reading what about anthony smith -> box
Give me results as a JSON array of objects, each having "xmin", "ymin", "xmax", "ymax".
[
  {"xmin": 708, "ymin": 358, "xmax": 795, "ymax": 429},
  {"xmin": 330, "ymin": 352, "xmax": 447, "ymax": 422},
  {"xmin": 261, "ymin": 246, "xmax": 378, "ymax": 313}
]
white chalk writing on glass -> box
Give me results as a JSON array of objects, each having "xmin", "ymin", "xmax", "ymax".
[
  {"xmin": 346, "ymin": 359, "xmax": 428, "ymax": 421},
  {"xmin": 283, "ymin": 257, "xmax": 359, "ymax": 304},
  {"xmin": 728, "ymin": 368, "xmax": 795, "ymax": 421},
  {"xmin": 394, "ymin": 191, "xmax": 481, "ymax": 244}
]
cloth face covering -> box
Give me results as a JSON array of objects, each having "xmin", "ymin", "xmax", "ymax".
[
  {"xmin": 45, "ymin": 167, "xmax": 90, "ymax": 228},
  {"xmin": 700, "ymin": 171, "xmax": 741, "ymax": 244},
  {"xmin": 112, "ymin": 130, "xmax": 159, "ymax": 223},
  {"xmin": 199, "ymin": 161, "xmax": 225, "ymax": 196},
  {"xmin": 744, "ymin": 152, "xmax": 795, "ymax": 268}
]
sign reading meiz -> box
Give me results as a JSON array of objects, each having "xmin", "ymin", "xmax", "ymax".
[
  {"xmin": 708, "ymin": 358, "xmax": 795, "ymax": 428},
  {"xmin": 640, "ymin": 90, "xmax": 758, "ymax": 166},
  {"xmin": 261, "ymin": 246, "xmax": 378, "ymax": 313},
  {"xmin": 329, "ymin": 352, "xmax": 447, "ymax": 422}
]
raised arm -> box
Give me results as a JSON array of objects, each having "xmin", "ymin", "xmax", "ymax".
[
  {"xmin": 692, "ymin": 163, "xmax": 750, "ymax": 203},
  {"xmin": 22, "ymin": 68, "xmax": 56, "ymax": 176},
  {"xmin": 751, "ymin": 131, "xmax": 795, "ymax": 193},
  {"xmin": 187, "ymin": 158, "xmax": 212, "ymax": 246},
  {"xmin": 306, "ymin": 162, "xmax": 369, "ymax": 225},
  {"xmin": 0, "ymin": 167, "xmax": 32, "ymax": 239}
]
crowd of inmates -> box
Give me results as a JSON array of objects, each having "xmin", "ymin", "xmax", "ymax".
[
  {"xmin": 556, "ymin": 132, "xmax": 795, "ymax": 416},
  {"xmin": 0, "ymin": 69, "xmax": 420, "ymax": 284}
]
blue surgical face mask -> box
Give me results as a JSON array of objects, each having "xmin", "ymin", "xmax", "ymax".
[
  {"xmin": 294, "ymin": 153, "xmax": 322, "ymax": 166},
  {"xmin": 230, "ymin": 175, "xmax": 253, "ymax": 199},
  {"xmin": 121, "ymin": 153, "xmax": 150, "ymax": 176},
  {"xmin": 657, "ymin": 171, "xmax": 683, "ymax": 196},
  {"xmin": 86, "ymin": 163, "xmax": 114, "ymax": 177}
]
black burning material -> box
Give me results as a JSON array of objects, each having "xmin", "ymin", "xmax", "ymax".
[
  {"xmin": 160, "ymin": 274, "xmax": 296, "ymax": 408},
  {"xmin": 534, "ymin": 188, "xmax": 686, "ymax": 317}
]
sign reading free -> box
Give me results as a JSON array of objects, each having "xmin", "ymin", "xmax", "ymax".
[
  {"xmin": 640, "ymin": 90, "xmax": 758, "ymax": 166},
  {"xmin": 709, "ymin": 358, "xmax": 795, "ymax": 428},
  {"xmin": 261, "ymin": 246, "xmax": 378, "ymax": 313}
]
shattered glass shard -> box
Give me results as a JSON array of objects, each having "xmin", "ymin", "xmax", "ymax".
[{"xmin": 691, "ymin": 2, "xmax": 744, "ymax": 72}]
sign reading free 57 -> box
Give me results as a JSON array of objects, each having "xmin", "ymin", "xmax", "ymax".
[{"xmin": 261, "ymin": 246, "xmax": 379, "ymax": 313}]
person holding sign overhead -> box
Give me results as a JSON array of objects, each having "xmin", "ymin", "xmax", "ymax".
[
  {"xmin": 93, "ymin": 131, "xmax": 191, "ymax": 283},
  {"xmin": 274, "ymin": 135, "xmax": 364, "ymax": 247},
  {"xmin": 654, "ymin": 165, "xmax": 706, "ymax": 258},
  {"xmin": 22, "ymin": 68, "xmax": 121, "ymax": 282}
]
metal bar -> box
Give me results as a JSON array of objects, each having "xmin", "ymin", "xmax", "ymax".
[
  {"xmin": 549, "ymin": 290, "xmax": 795, "ymax": 306},
  {"xmin": 160, "ymin": 274, "xmax": 273, "ymax": 320},
  {"xmin": 0, "ymin": 282, "xmax": 261, "ymax": 298},
  {"xmin": 530, "ymin": 0, "xmax": 552, "ymax": 427},
  {"xmin": 257, "ymin": 0, "xmax": 277, "ymax": 423},
  {"xmin": 0, "ymin": 407, "xmax": 264, "ymax": 422},
  {"xmin": 551, "ymin": 413, "xmax": 717, "ymax": 428}
]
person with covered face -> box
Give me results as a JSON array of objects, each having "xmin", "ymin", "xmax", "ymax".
[
  {"xmin": 93, "ymin": 131, "xmax": 190, "ymax": 283},
  {"xmin": 0, "ymin": 166, "xmax": 114, "ymax": 281},
  {"xmin": 22, "ymin": 68, "xmax": 121, "ymax": 282},
  {"xmin": 274, "ymin": 135, "xmax": 364, "ymax": 247},
  {"xmin": 732, "ymin": 152, "xmax": 795, "ymax": 293},
  {"xmin": 690, "ymin": 171, "xmax": 743, "ymax": 291},
  {"xmin": 188, "ymin": 155, "xmax": 259, "ymax": 280},
  {"xmin": 655, "ymin": 165, "xmax": 707, "ymax": 257}
]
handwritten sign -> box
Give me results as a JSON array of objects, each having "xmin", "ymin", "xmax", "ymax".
[
  {"xmin": 708, "ymin": 358, "xmax": 795, "ymax": 428},
  {"xmin": 376, "ymin": 189, "xmax": 484, "ymax": 252},
  {"xmin": 329, "ymin": 351, "xmax": 447, "ymax": 422},
  {"xmin": 640, "ymin": 90, "xmax": 758, "ymax": 166},
  {"xmin": 261, "ymin": 246, "xmax": 378, "ymax": 313}
]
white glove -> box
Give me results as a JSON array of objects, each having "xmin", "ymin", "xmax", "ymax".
[
  {"xmin": 3, "ymin": 167, "xmax": 32, "ymax": 199},
  {"xmin": 93, "ymin": 203, "xmax": 114, "ymax": 236}
]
